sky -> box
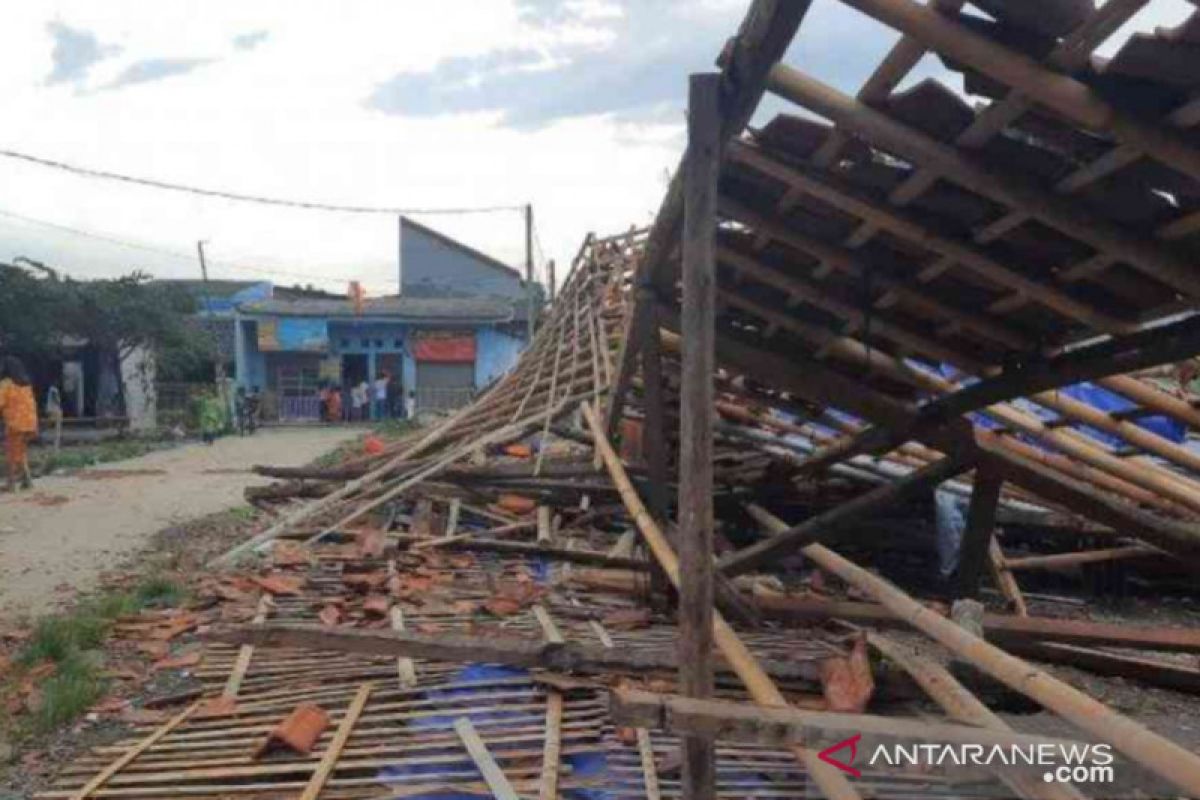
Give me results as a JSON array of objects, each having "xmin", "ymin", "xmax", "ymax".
[{"xmin": 0, "ymin": 0, "xmax": 1192, "ymax": 294}]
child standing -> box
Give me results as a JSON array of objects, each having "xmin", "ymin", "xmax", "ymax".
[{"xmin": 0, "ymin": 357, "xmax": 38, "ymax": 491}]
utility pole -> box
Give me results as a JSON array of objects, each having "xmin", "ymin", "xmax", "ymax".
[
  {"xmin": 525, "ymin": 203, "xmax": 535, "ymax": 340},
  {"xmin": 197, "ymin": 240, "xmax": 229, "ymax": 420},
  {"xmin": 548, "ymin": 259, "xmax": 556, "ymax": 304}
]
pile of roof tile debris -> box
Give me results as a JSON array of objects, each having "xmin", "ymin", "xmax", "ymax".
[{"xmin": 46, "ymin": 1, "xmax": 1200, "ymax": 798}]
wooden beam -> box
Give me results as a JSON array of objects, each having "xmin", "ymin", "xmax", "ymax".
[
  {"xmin": 838, "ymin": 0, "xmax": 1200, "ymax": 183},
  {"xmin": 610, "ymin": 687, "xmax": 1086, "ymax": 750},
  {"xmin": 205, "ymin": 623, "xmax": 826, "ymax": 682},
  {"xmin": 988, "ymin": 538, "xmax": 1028, "ymax": 616},
  {"xmin": 729, "ymin": 141, "xmax": 1131, "ymax": 334},
  {"xmin": 1004, "ymin": 545, "xmax": 1160, "ymax": 572},
  {"xmin": 798, "ymin": 313, "xmax": 1200, "ymax": 477},
  {"xmin": 752, "ymin": 590, "xmax": 1200, "ymax": 653},
  {"xmin": 718, "ymin": 454, "xmax": 973, "ymax": 577},
  {"xmin": 604, "ymin": 0, "xmax": 814, "ymax": 435},
  {"xmin": 956, "ymin": 462, "xmax": 1003, "ymax": 598},
  {"xmin": 678, "ymin": 72, "xmax": 721, "ymax": 800},
  {"xmin": 392, "ymin": 533, "xmax": 652, "ymax": 571},
  {"xmin": 760, "ymin": 67, "xmax": 1200, "ymax": 300},
  {"xmin": 703, "ymin": 325, "xmax": 1200, "ymax": 553},
  {"xmin": 1002, "ymin": 641, "xmax": 1200, "ymax": 695}
]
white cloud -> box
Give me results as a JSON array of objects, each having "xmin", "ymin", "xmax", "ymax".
[{"xmin": 0, "ymin": 1, "xmax": 683, "ymax": 293}]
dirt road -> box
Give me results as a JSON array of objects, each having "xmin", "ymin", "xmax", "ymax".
[{"xmin": 0, "ymin": 426, "xmax": 358, "ymax": 617}]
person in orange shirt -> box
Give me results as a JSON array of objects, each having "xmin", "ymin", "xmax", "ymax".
[{"xmin": 0, "ymin": 356, "xmax": 38, "ymax": 491}]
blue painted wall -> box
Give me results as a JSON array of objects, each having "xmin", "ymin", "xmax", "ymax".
[
  {"xmin": 236, "ymin": 317, "xmax": 524, "ymax": 396},
  {"xmin": 399, "ymin": 218, "xmax": 525, "ymax": 300},
  {"xmin": 475, "ymin": 326, "xmax": 525, "ymax": 389}
]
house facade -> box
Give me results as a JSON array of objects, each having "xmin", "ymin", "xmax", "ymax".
[{"xmin": 232, "ymin": 217, "xmax": 532, "ymax": 420}]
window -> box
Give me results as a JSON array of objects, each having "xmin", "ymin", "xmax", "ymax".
[{"xmin": 360, "ymin": 338, "xmax": 370, "ymax": 348}]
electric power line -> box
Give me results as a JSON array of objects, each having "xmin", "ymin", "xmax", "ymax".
[
  {"xmin": 0, "ymin": 147, "xmax": 527, "ymax": 217},
  {"xmin": 0, "ymin": 206, "xmax": 397, "ymax": 286}
]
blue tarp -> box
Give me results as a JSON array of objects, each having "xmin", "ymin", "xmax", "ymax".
[{"xmin": 375, "ymin": 554, "xmax": 608, "ymax": 799}]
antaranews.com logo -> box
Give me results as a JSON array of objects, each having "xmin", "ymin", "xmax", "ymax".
[{"xmin": 818, "ymin": 734, "xmax": 1116, "ymax": 785}]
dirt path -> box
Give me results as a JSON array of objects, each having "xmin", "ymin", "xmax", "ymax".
[{"xmin": 0, "ymin": 426, "xmax": 358, "ymax": 617}]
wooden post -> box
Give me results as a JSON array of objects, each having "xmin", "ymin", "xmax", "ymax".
[
  {"xmin": 678, "ymin": 71, "xmax": 721, "ymax": 800},
  {"xmin": 525, "ymin": 203, "xmax": 536, "ymax": 340},
  {"xmin": 640, "ymin": 301, "xmax": 675, "ymax": 607},
  {"xmin": 956, "ymin": 462, "xmax": 1003, "ymax": 598}
]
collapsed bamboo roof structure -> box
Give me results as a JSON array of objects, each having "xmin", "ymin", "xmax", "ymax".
[{"xmin": 50, "ymin": 1, "xmax": 1200, "ymax": 798}]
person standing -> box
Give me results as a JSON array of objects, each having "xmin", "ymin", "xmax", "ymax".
[
  {"xmin": 373, "ymin": 372, "xmax": 389, "ymax": 421},
  {"xmin": 198, "ymin": 391, "xmax": 224, "ymax": 445},
  {"xmin": 404, "ymin": 389, "xmax": 416, "ymax": 421},
  {"xmin": 352, "ymin": 379, "xmax": 368, "ymax": 422},
  {"xmin": 45, "ymin": 383, "xmax": 63, "ymax": 453},
  {"xmin": 0, "ymin": 356, "xmax": 39, "ymax": 491}
]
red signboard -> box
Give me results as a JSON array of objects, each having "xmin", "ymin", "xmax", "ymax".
[{"xmin": 413, "ymin": 333, "xmax": 475, "ymax": 362}]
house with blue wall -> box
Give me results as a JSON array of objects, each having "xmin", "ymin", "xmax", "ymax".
[{"xmin": 233, "ymin": 217, "xmax": 532, "ymax": 420}]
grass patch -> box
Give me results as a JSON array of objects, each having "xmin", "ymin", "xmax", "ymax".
[
  {"xmin": 31, "ymin": 655, "xmax": 105, "ymax": 732},
  {"xmin": 6, "ymin": 575, "xmax": 188, "ymax": 735},
  {"xmin": 227, "ymin": 506, "xmax": 257, "ymax": 523},
  {"xmin": 19, "ymin": 437, "xmax": 169, "ymax": 477},
  {"xmin": 134, "ymin": 575, "xmax": 187, "ymax": 608}
]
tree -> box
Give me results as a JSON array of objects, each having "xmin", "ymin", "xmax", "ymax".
[{"xmin": 0, "ymin": 264, "xmax": 217, "ymax": 409}]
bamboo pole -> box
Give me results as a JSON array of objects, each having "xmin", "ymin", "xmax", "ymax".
[
  {"xmin": 1004, "ymin": 545, "xmax": 1160, "ymax": 572},
  {"xmin": 580, "ymin": 401, "xmax": 861, "ymax": 800},
  {"xmin": 749, "ymin": 503, "xmax": 1200, "ymax": 796}
]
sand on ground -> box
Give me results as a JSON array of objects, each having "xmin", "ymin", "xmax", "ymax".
[{"xmin": 0, "ymin": 426, "xmax": 358, "ymax": 617}]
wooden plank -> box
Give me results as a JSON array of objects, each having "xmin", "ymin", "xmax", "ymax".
[
  {"xmin": 538, "ymin": 692, "xmax": 564, "ymax": 800},
  {"xmin": 536, "ymin": 506, "xmax": 552, "ymax": 543},
  {"xmin": 956, "ymin": 463, "xmax": 1003, "ymax": 598},
  {"xmin": 678, "ymin": 71, "xmax": 721, "ymax": 800},
  {"xmin": 222, "ymin": 595, "xmax": 270, "ymax": 699},
  {"xmin": 454, "ymin": 717, "xmax": 520, "ymax": 800},
  {"xmin": 69, "ymin": 702, "xmax": 200, "ymax": 799},
  {"xmin": 445, "ymin": 498, "xmax": 461, "ymax": 538},
  {"xmin": 532, "ymin": 604, "xmax": 565, "ymax": 645},
  {"xmin": 390, "ymin": 606, "xmax": 418, "ymax": 688},
  {"xmin": 298, "ymin": 682, "xmax": 373, "ymax": 800},
  {"xmin": 637, "ymin": 728, "xmax": 662, "ymax": 800}
]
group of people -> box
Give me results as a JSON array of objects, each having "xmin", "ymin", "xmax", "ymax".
[
  {"xmin": 0, "ymin": 356, "xmax": 38, "ymax": 491},
  {"xmin": 319, "ymin": 372, "xmax": 415, "ymax": 424}
]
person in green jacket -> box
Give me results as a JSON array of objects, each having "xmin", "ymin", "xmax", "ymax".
[{"xmin": 198, "ymin": 392, "xmax": 225, "ymax": 445}]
